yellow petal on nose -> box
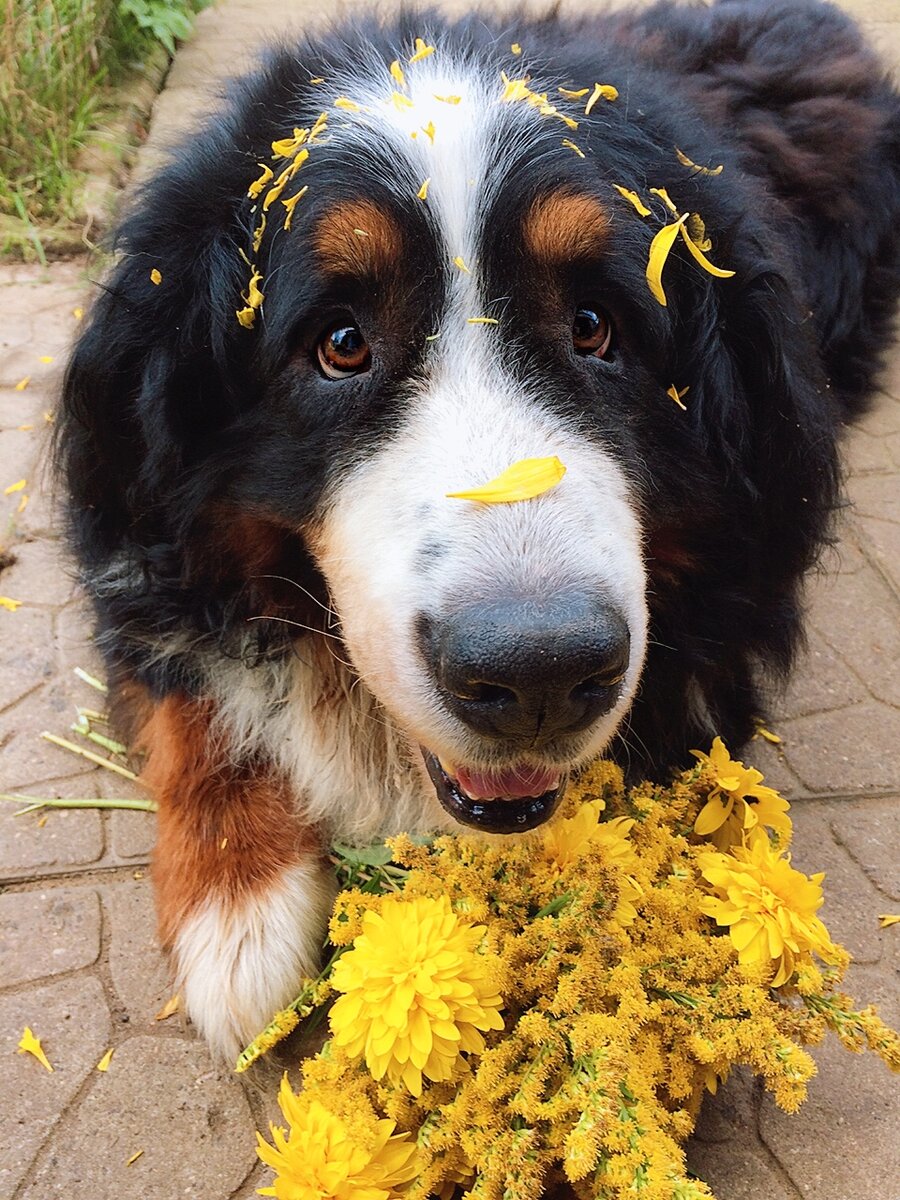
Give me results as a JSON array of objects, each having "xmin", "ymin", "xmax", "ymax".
[{"xmin": 446, "ymin": 456, "xmax": 567, "ymax": 503}]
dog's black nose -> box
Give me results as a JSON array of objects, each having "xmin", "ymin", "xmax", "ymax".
[{"xmin": 419, "ymin": 593, "xmax": 630, "ymax": 743}]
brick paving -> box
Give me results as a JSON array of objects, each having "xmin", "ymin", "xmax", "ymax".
[{"xmin": 0, "ymin": 2, "xmax": 898, "ymax": 1197}]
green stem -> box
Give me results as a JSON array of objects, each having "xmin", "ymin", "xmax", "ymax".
[{"xmin": 0, "ymin": 793, "xmax": 157, "ymax": 814}]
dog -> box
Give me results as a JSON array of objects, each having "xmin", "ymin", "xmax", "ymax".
[{"xmin": 57, "ymin": 0, "xmax": 900, "ymax": 1057}]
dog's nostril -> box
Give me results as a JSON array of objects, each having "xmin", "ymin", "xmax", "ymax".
[{"xmin": 452, "ymin": 680, "xmax": 517, "ymax": 706}]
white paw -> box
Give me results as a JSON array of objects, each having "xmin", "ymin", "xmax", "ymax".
[{"xmin": 172, "ymin": 860, "xmax": 336, "ymax": 1061}]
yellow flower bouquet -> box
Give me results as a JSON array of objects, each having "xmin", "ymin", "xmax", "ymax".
[{"xmin": 244, "ymin": 741, "xmax": 899, "ymax": 1200}]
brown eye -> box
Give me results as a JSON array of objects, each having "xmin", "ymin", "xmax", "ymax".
[
  {"xmin": 317, "ymin": 322, "xmax": 371, "ymax": 379},
  {"xmin": 573, "ymin": 306, "xmax": 613, "ymax": 359}
]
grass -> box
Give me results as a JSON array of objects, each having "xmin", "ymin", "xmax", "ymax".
[{"xmin": 0, "ymin": 0, "xmax": 205, "ymax": 255}]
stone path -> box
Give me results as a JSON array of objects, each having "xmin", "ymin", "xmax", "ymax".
[{"xmin": 1, "ymin": 2, "xmax": 898, "ymax": 1198}]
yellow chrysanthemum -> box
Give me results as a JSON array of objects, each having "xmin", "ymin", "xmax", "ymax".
[
  {"xmin": 692, "ymin": 736, "xmax": 792, "ymax": 849},
  {"xmin": 329, "ymin": 895, "xmax": 504, "ymax": 1096},
  {"xmin": 257, "ymin": 1078, "xmax": 418, "ymax": 1200},
  {"xmin": 699, "ymin": 829, "xmax": 840, "ymax": 987},
  {"xmin": 541, "ymin": 800, "xmax": 643, "ymax": 924}
]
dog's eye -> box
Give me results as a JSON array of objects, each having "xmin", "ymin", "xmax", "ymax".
[
  {"xmin": 573, "ymin": 306, "xmax": 613, "ymax": 359},
  {"xmin": 317, "ymin": 322, "xmax": 372, "ymax": 379}
]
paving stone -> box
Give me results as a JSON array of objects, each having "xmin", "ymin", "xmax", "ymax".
[
  {"xmin": 788, "ymin": 804, "xmax": 886, "ymax": 964},
  {"xmin": 806, "ymin": 564, "xmax": 900, "ymax": 708},
  {"xmin": 0, "ymin": 975, "xmax": 110, "ymax": 1198},
  {"xmin": 55, "ymin": 597, "xmax": 101, "ymax": 677},
  {"xmin": 771, "ymin": 628, "xmax": 868, "ymax": 720},
  {"xmin": 0, "ymin": 886, "xmax": 101, "ymax": 986},
  {"xmin": 775, "ymin": 704, "xmax": 900, "ymax": 795},
  {"xmin": 830, "ymin": 797, "xmax": 900, "ymax": 902},
  {"xmin": 0, "ymin": 774, "xmax": 104, "ymax": 881},
  {"xmin": 19, "ymin": 1035, "xmax": 257, "ymax": 1200},
  {"xmin": 687, "ymin": 1138, "xmax": 797, "ymax": 1200},
  {"xmin": 0, "ymin": 428, "xmax": 41, "ymax": 504},
  {"xmin": 0, "ymin": 607, "xmax": 57, "ymax": 713},
  {"xmin": 759, "ymin": 965, "xmax": 900, "ymax": 1200},
  {"xmin": 104, "ymin": 880, "xmax": 175, "ymax": 1028},
  {"xmin": 109, "ymin": 809, "xmax": 157, "ymax": 860},
  {"xmin": 0, "ymin": 677, "xmax": 108, "ymax": 790},
  {"xmin": 0, "ymin": 538, "xmax": 77, "ymax": 608}
]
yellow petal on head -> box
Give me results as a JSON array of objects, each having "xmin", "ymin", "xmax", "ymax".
[
  {"xmin": 421, "ymin": 120, "xmax": 436, "ymax": 143},
  {"xmin": 466, "ymin": 317, "xmax": 499, "ymax": 325},
  {"xmin": 613, "ymin": 185, "xmax": 651, "ymax": 217},
  {"xmin": 334, "ymin": 96, "xmax": 361, "ymax": 112},
  {"xmin": 309, "ymin": 76, "xmax": 325, "ymax": 84},
  {"xmin": 446, "ymin": 455, "xmax": 567, "ymax": 503},
  {"xmin": 686, "ymin": 212, "xmax": 713, "ymax": 252},
  {"xmin": 244, "ymin": 269, "xmax": 265, "ymax": 309},
  {"xmin": 557, "ymin": 113, "xmax": 579, "ymax": 130},
  {"xmin": 649, "ymin": 187, "xmax": 679, "ymax": 214},
  {"xmin": 666, "ymin": 384, "xmax": 689, "ymax": 411},
  {"xmin": 282, "ymin": 185, "xmax": 308, "ymax": 232},
  {"xmin": 416, "ymin": 177, "xmax": 431, "ymax": 200},
  {"xmin": 675, "ymin": 146, "xmax": 724, "ymax": 176},
  {"xmin": 149, "ymin": 268, "xmax": 162, "ymax": 285},
  {"xmin": 585, "ymin": 82, "xmax": 618, "ymax": 114},
  {"xmin": 271, "ymin": 128, "xmax": 308, "ymax": 159},
  {"xmin": 434, "ymin": 93, "xmax": 461, "ymax": 104},
  {"xmin": 452, "ymin": 256, "xmax": 470, "ymax": 273},
  {"xmin": 96, "ymin": 1048, "xmax": 114, "ymax": 1072},
  {"xmin": 561, "ymin": 138, "xmax": 585, "ymax": 159},
  {"xmin": 251, "ymin": 213, "xmax": 267, "ymax": 254},
  {"xmin": 4, "ymin": 478, "xmax": 26, "ymax": 494},
  {"xmin": 878, "ymin": 914, "xmax": 900, "ymax": 928},
  {"xmin": 559, "ymin": 86, "xmax": 590, "ymax": 99},
  {"xmin": 679, "ymin": 224, "xmax": 735, "ymax": 280},
  {"xmin": 309, "ymin": 111, "xmax": 329, "ymax": 141},
  {"xmin": 409, "ymin": 37, "xmax": 435, "ymax": 63},
  {"xmin": 390, "ymin": 59, "xmax": 406, "ymax": 88},
  {"xmin": 14, "ymin": 377, "xmax": 30, "ymax": 391},
  {"xmin": 17, "ymin": 1027, "xmax": 53, "ymax": 1071},
  {"xmin": 646, "ymin": 214, "xmax": 687, "ymax": 306},
  {"xmin": 511, "ymin": 42, "xmax": 522, "ymax": 55},
  {"xmin": 236, "ymin": 306, "xmax": 255, "ymax": 329}
]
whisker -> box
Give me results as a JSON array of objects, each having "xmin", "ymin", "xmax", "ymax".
[{"xmin": 246, "ymin": 614, "xmax": 347, "ymax": 643}]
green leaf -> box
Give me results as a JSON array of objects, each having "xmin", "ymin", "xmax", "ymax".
[{"xmin": 332, "ymin": 842, "xmax": 394, "ymax": 868}]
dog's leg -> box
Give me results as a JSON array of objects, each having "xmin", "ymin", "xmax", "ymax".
[{"xmin": 135, "ymin": 692, "xmax": 334, "ymax": 1060}]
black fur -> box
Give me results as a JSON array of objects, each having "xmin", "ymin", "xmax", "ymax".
[{"xmin": 57, "ymin": 0, "xmax": 900, "ymax": 779}]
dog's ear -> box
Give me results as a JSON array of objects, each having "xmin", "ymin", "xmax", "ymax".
[{"xmin": 56, "ymin": 190, "xmax": 250, "ymax": 562}]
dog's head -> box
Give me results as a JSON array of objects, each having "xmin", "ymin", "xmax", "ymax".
[{"xmin": 59, "ymin": 20, "xmax": 839, "ymax": 831}]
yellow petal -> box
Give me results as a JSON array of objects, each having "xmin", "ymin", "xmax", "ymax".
[
  {"xmin": 282, "ymin": 185, "xmax": 308, "ymax": 232},
  {"xmin": 17, "ymin": 1027, "xmax": 53, "ymax": 1071},
  {"xmin": 559, "ymin": 87, "xmax": 590, "ymax": 99},
  {"xmin": 675, "ymin": 146, "xmax": 724, "ymax": 176},
  {"xmin": 149, "ymin": 268, "xmax": 162, "ymax": 285},
  {"xmin": 585, "ymin": 83, "xmax": 618, "ymax": 114},
  {"xmin": 271, "ymin": 128, "xmax": 308, "ymax": 158},
  {"xmin": 433, "ymin": 93, "xmax": 461, "ymax": 104},
  {"xmin": 39, "ymin": 355, "xmax": 54, "ymax": 364},
  {"xmin": 236, "ymin": 306, "xmax": 256, "ymax": 329},
  {"xmin": 96, "ymin": 1048, "xmax": 114, "ymax": 1072},
  {"xmin": 421, "ymin": 120, "xmax": 436, "ymax": 143},
  {"xmin": 646, "ymin": 215, "xmax": 687, "ymax": 306},
  {"xmin": 4, "ymin": 478, "xmax": 26, "ymax": 494},
  {"xmin": 251, "ymin": 213, "xmax": 267, "ymax": 254},
  {"xmin": 511, "ymin": 43, "xmax": 522, "ymax": 55},
  {"xmin": 667, "ymin": 384, "xmax": 689, "ymax": 411},
  {"xmin": 391, "ymin": 90, "xmax": 414, "ymax": 111},
  {"xmin": 309, "ymin": 77, "xmax": 325, "ymax": 85},
  {"xmin": 613, "ymin": 185, "xmax": 651, "ymax": 217},
  {"xmin": 679, "ymin": 224, "xmax": 735, "ymax": 279},
  {"xmin": 0, "ymin": 596, "xmax": 22, "ymax": 612},
  {"xmin": 754, "ymin": 723, "xmax": 782, "ymax": 744},
  {"xmin": 446, "ymin": 455, "xmax": 566, "ymax": 503},
  {"xmin": 73, "ymin": 307, "xmax": 84, "ymax": 320},
  {"xmin": 416, "ymin": 178, "xmax": 430, "ymax": 201},
  {"xmin": 126, "ymin": 1150, "xmax": 144, "ymax": 1167},
  {"xmin": 155, "ymin": 994, "xmax": 180, "ymax": 1021},
  {"xmin": 561, "ymin": 138, "xmax": 585, "ymax": 159},
  {"xmin": 409, "ymin": 37, "xmax": 435, "ymax": 63},
  {"xmin": 452, "ymin": 256, "xmax": 470, "ymax": 273},
  {"xmin": 649, "ymin": 186, "xmax": 679, "ymax": 214},
  {"xmin": 878, "ymin": 914, "xmax": 900, "ymax": 928},
  {"xmin": 466, "ymin": 316, "xmax": 498, "ymax": 325},
  {"xmin": 17, "ymin": 493, "xmax": 28, "ymax": 514},
  {"xmin": 334, "ymin": 96, "xmax": 361, "ymax": 112},
  {"xmin": 390, "ymin": 59, "xmax": 406, "ymax": 88},
  {"xmin": 15, "ymin": 376, "xmax": 30, "ymax": 391},
  {"xmin": 243, "ymin": 269, "xmax": 265, "ymax": 309}
]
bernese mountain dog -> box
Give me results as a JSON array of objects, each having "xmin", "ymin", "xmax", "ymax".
[{"xmin": 58, "ymin": 0, "xmax": 900, "ymax": 1056}]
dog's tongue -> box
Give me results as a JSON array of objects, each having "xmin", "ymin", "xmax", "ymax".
[{"xmin": 453, "ymin": 763, "xmax": 561, "ymax": 801}]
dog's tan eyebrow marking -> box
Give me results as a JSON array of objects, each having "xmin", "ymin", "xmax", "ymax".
[
  {"xmin": 523, "ymin": 191, "xmax": 611, "ymax": 262},
  {"xmin": 313, "ymin": 199, "xmax": 402, "ymax": 276}
]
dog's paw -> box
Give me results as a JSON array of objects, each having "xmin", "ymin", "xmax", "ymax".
[{"xmin": 171, "ymin": 860, "xmax": 336, "ymax": 1061}]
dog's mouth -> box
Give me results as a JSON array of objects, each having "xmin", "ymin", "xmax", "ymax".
[{"xmin": 422, "ymin": 751, "xmax": 567, "ymax": 833}]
